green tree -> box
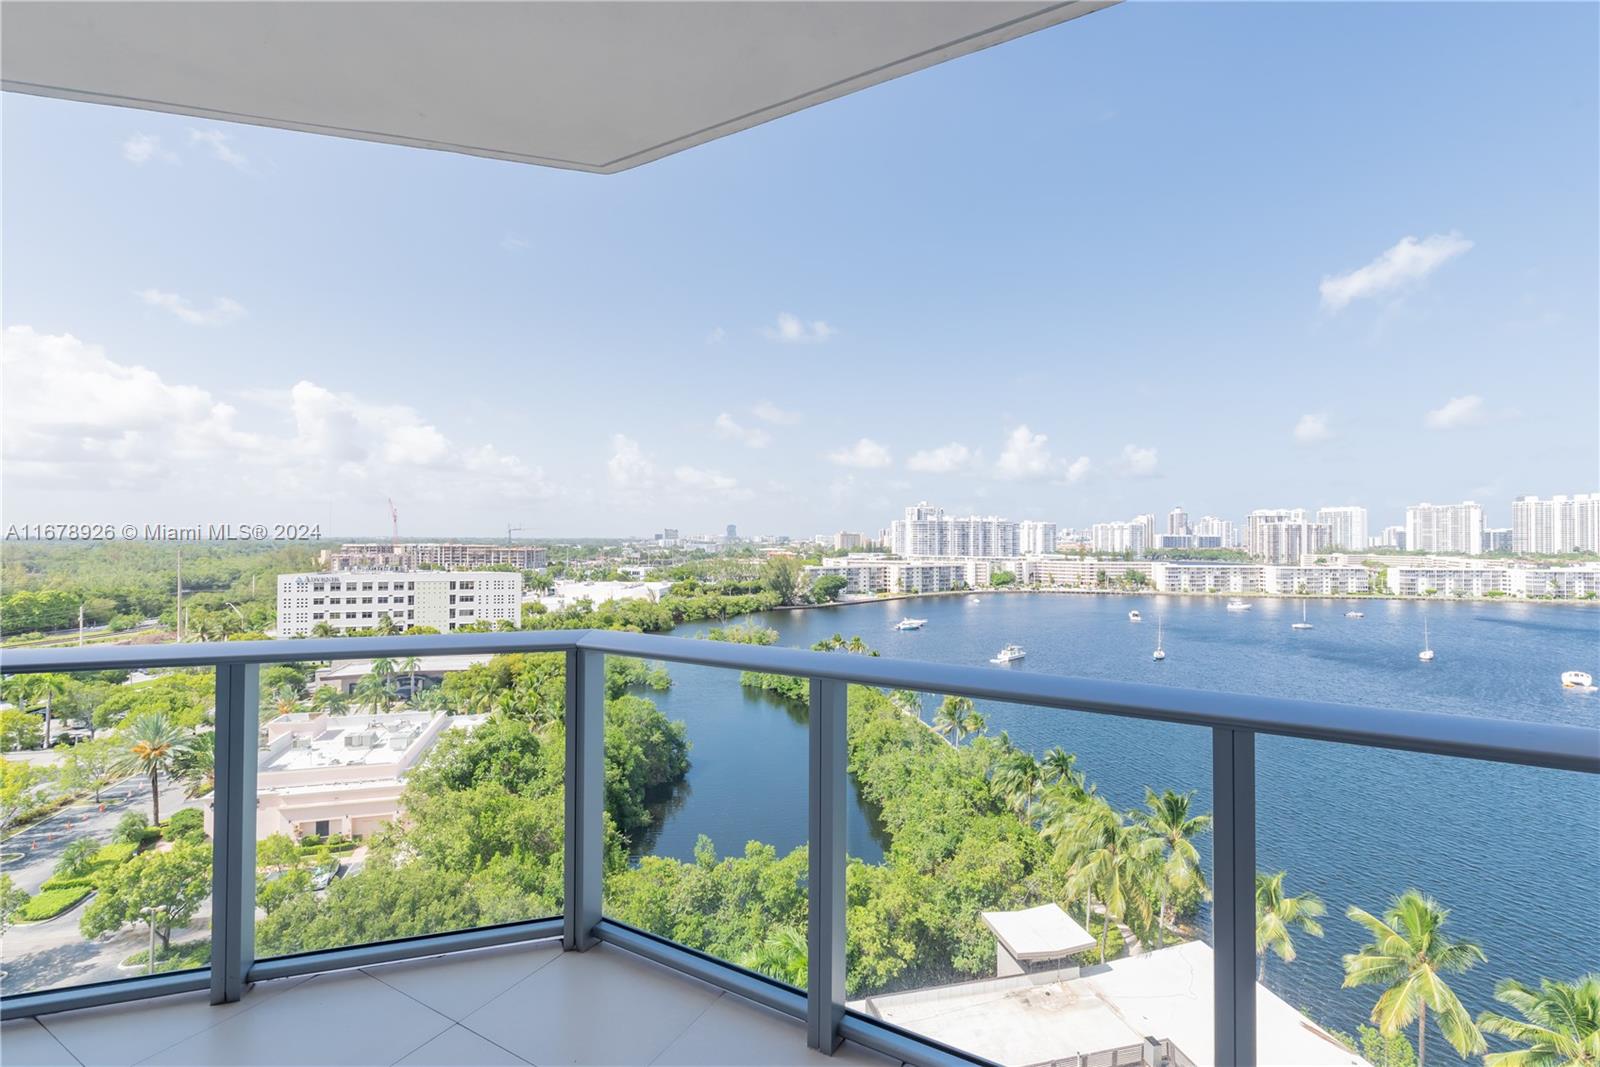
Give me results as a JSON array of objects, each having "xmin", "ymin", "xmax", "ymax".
[
  {"xmin": 1343, "ymin": 890, "xmax": 1487, "ymax": 1066},
  {"xmin": 171, "ymin": 732, "xmax": 215, "ymax": 797},
  {"xmin": 742, "ymin": 924, "xmax": 808, "ymax": 987},
  {"xmin": 0, "ymin": 758, "xmax": 54, "ymax": 833},
  {"xmin": 311, "ymin": 686, "xmax": 350, "ymax": 716},
  {"xmin": 1136, "ymin": 789, "xmax": 1211, "ymax": 948},
  {"xmin": 0, "ymin": 873, "xmax": 29, "ymax": 936},
  {"xmin": 760, "ymin": 556, "xmax": 804, "ymax": 605},
  {"xmin": 399, "ymin": 656, "xmax": 421, "ymax": 696},
  {"xmin": 80, "ymin": 843, "xmax": 211, "ymax": 952},
  {"xmin": 353, "ymin": 673, "xmax": 396, "ymax": 716},
  {"xmin": 2, "ymin": 674, "xmax": 69, "ymax": 747},
  {"xmin": 933, "ymin": 696, "xmax": 983, "ymax": 746},
  {"xmin": 811, "ymin": 575, "xmax": 849, "ymax": 603},
  {"xmin": 0, "ymin": 708, "xmax": 43, "ymax": 751},
  {"xmin": 1254, "ymin": 870, "xmax": 1324, "ymax": 980},
  {"xmin": 1477, "ymin": 974, "xmax": 1600, "ymax": 1067},
  {"xmin": 112, "ymin": 713, "xmax": 194, "ymax": 824},
  {"xmin": 55, "ymin": 837, "xmax": 101, "ymax": 880},
  {"xmin": 1062, "ymin": 797, "xmax": 1157, "ymax": 961},
  {"xmin": 991, "ymin": 749, "xmax": 1043, "ymax": 818},
  {"xmin": 60, "ymin": 735, "xmax": 121, "ymax": 802}
]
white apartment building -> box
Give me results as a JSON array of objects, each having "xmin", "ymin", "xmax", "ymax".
[
  {"xmin": 832, "ymin": 531, "xmax": 867, "ymax": 551},
  {"xmin": 1316, "ymin": 507, "xmax": 1369, "ymax": 552},
  {"xmin": 1383, "ymin": 564, "xmax": 1598, "ymax": 598},
  {"xmin": 1192, "ymin": 516, "xmax": 1236, "ymax": 547},
  {"xmin": 1012, "ymin": 556, "xmax": 1153, "ymax": 588},
  {"xmin": 1405, "ymin": 501, "xmax": 1484, "ymax": 556},
  {"xmin": 321, "ymin": 542, "xmax": 548, "ymax": 572},
  {"xmin": 1151, "ymin": 562, "xmax": 1266, "ymax": 593},
  {"xmin": 1380, "ymin": 525, "xmax": 1407, "ymax": 550},
  {"xmin": 1018, "ymin": 521, "xmax": 1058, "ymax": 556},
  {"xmin": 1482, "ymin": 528, "xmax": 1513, "ymax": 554},
  {"xmin": 1245, "ymin": 510, "xmax": 1331, "ymax": 564},
  {"xmin": 1090, "ymin": 521, "xmax": 1147, "ymax": 555},
  {"xmin": 1511, "ymin": 494, "xmax": 1600, "ymax": 555},
  {"xmin": 806, "ymin": 555, "xmax": 973, "ymax": 595},
  {"xmin": 277, "ymin": 571, "xmax": 522, "ymax": 636},
  {"xmin": 1262, "ymin": 565, "xmax": 1371, "ymax": 595},
  {"xmin": 1166, "ymin": 507, "xmax": 1190, "ymax": 536},
  {"xmin": 887, "ymin": 502, "xmax": 1020, "ymax": 558}
]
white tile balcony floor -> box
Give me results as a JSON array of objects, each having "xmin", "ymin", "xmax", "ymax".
[{"xmin": 2, "ymin": 940, "xmax": 903, "ymax": 1067}]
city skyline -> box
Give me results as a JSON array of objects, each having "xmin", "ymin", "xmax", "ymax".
[{"xmin": 2, "ymin": 3, "xmax": 1596, "ymax": 536}]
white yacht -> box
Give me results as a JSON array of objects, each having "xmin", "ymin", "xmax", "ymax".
[
  {"xmin": 1419, "ymin": 618, "xmax": 1435, "ymax": 661},
  {"xmin": 1226, "ymin": 599, "xmax": 1251, "ymax": 612},
  {"xmin": 1128, "ymin": 610, "xmax": 1142, "ymax": 622},
  {"xmin": 894, "ymin": 618, "xmax": 927, "ymax": 631},
  {"xmin": 1153, "ymin": 617, "xmax": 1166, "ymax": 661},
  {"xmin": 1561, "ymin": 670, "xmax": 1593, "ymax": 690},
  {"xmin": 1291, "ymin": 602, "xmax": 1313, "ymax": 630},
  {"xmin": 1345, "ymin": 610, "xmax": 1365, "ymax": 619},
  {"xmin": 990, "ymin": 644, "xmax": 1026, "ymax": 664}
]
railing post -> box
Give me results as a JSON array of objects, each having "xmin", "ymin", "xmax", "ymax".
[
  {"xmin": 807, "ymin": 677, "xmax": 847, "ymax": 1053},
  {"xmin": 211, "ymin": 662, "xmax": 258, "ymax": 1004},
  {"xmin": 564, "ymin": 648, "xmax": 604, "ymax": 951},
  {"xmin": 1213, "ymin": 726, "xmax": 1256, "ymax": 1067}
]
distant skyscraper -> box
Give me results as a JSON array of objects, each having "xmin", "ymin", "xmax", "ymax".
[
  {"xmin": 1404, "ymin": 502, "xmax": 1483, "ymax": 555},
  {"xmin": 1381, "ymin": 525, "xmax": 1407, "ymax": 550},
  {"xmin": 726, "ymin": 524, "xmax": 738, "ymax": 540},
  {"xmin": 1245, "ymin": 509, "xmax": 1331, "ymax": 564},
  {"xmin": 1511, "ymin": 494, "xmax": 1600, "ymax": 554},
  {"xmin": 1167, "ymin": 507, "xmax": 1190, "ymax": 536},
  {"xmin": 1316, "ymin": 506, "xmax": 1369, "ymax": 552},
  {"xmin": 1482, "ymin": 527, "xmax": 1513, "ymax": 553},
  {"xmin": 887, "ymin": 502, "xmax": 1020, "ymax": 557},
  {"xmin": 1019, "ymin": 521, "xmax": 1058, "ymax": 555},
  {"xmin": 1133, "ymin": 514, "xmax": 1157, "ymax": 554},
  {"xmin": 1193, "ymin": 516, "xmax": 1236, "ymax": 547},
  {"xmin": 1091, "ymin": 521, "xmax": 1147, "ymax": 555}
]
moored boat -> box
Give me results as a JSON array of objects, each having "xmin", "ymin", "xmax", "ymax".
[
  {"xmin": 1562, "ymin": 670, "xmax": 1595, "ymax": 690},
  {"xmin": 1128, "ymin": 610, "xmax": 1142, "ymax": 622},
  {"xmin": 894, "ymin": 618, "xmax": 927, "ymax": 631},
  {"xmin": 990, "ymin": 644, "xmax": 1025, "ymax": 664},
  {"xmin": 1226, "ymin": 599, "xmax": 1251, "ymax": 612}
]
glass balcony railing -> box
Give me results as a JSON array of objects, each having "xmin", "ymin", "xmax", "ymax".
[{"xmin": 3, "ymin": 630, "xmax": 1596, "ymax": 1067}]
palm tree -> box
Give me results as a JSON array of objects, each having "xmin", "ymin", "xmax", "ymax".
[
  {"xmin": 1254, "ymin": 870, "xmax": 1325, "ymax": 981},
  {"xmin": 933, "ymin": 696, "xmax": 970, "ymax": 745},
  {"xmin": 1063, "ymin": 796, "xmax": 1156, "ymax": 961},
  {"xmin": 113, "ymin": 713, "xmax": 193, "ymax": 824},
  {"xmin": 888, "ymin": 690, "xmax": 921, "ymax": 719},
  {"xmin": 1343, "ymin": 890, "xmax": 1487, "ymax": 1066},
  {"xmin": 1136, "ymin": 789, "xmax": 1211, "ymax": 948},
  {"xmin": 1041, "ymin": 747, "xmax": 1080, "ymax": 787},
  {"xmin": 172, "ymin": 732, "xmax": 216, "ymax": 797},
  {"xmin": 741, "ymin": 925, "xmax": 808, "ymax": 988},
  {"xmin": 1477, "ymin": 974, "xmax": 1600, "ymax": 1067},
  {"xmin": 2, "ymin": 674, "xmax": 68, "ymax": 748},
  {"xmin": 353, "ymin": 673, "xmax": 395, "ymax": 716},
  {"xmin": 310, "ymin": 686, "xmax": 350, "ymax": 716},
  {"xmin": 399, "ymin": 656, "xmax": 421, "ymax": 697},
  {"xmin": 992, "ymin": 750, "xmax": 1043, "ymax": 818},
  {"xmin": 371, "ymin": 658, "xmax": 395, "ymax": 684}
]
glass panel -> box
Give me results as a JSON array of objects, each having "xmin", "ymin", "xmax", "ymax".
[
  {"xmin": 601, "ymin": 648, "xmax": 810, "ymax": 989},
  {"xmin": 1, "ymin": 666, "xmax": 216, "ymax": 991},
  {"xmin": 1258, "ymin": 737, "xmax": 1600, "ymax": 1067},
  {"xmin": 252, "ymin": 653, "xmax": 563, "ymax": 959},
  {"xmin": 846, "ymin": 676, "xmax": 1214, "ymax": 1067}
]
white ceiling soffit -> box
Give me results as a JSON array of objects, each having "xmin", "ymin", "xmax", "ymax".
[{"xmin": 1, "ymin": 1, "xmax": 1113, "ymax": 174}]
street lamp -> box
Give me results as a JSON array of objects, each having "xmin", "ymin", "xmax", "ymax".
[{"xmin": 138, "ymin": 904, "xmax": 167, "ymax": 975}]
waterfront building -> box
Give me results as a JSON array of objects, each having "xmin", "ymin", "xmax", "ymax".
[
  {"xmin": 1261, "ymin": 565, "xmax": 1371, "ymax": 595},
  {"xmin": 1166, "ymin": 507, "xmax": 1190, "ymax": 536},
  {"xmin": 1090, "ymin": 520, "xmax": 1147, "ymax": 555},
  {"xmin": 1013, "ymin": 556, "xmax": 1153, "ymax": 588},
  {"xmin": 1316, "ymin": 506, "xmax": 1369, "ymax": 552},
  {"xmin": 321, "ymin": 542, "xmax": 547, "ymax": 572},
  {"xmin": 1245, "ymin": 509, "xmax": 1331, "ymax": 564},
  {"xmin": 1384, "ymin": 563, "xmax": 1599, "ymax": 598},
  {"xmin": 1151, "ymin": 562, "xmax": 1266, "ymax": 593},
  {"xmin": 276, "ymin": 570, "xmax": 522, "ymax": 636},
  {"xmin": 1018, "ymin": 521, "xmax": 1058, "ymax": 556},
  {"xmin": 806, "ymin": 554, "xmax": 974, "ymax": 595},
  {"xmin": 1511, "ymin": 493, "xmax": 1600, "ymax": 554},
  {"xmin": 1404, "ymin": 501, "xmax": 1484, "ymax": 555},
  {"xmin": 887, "ymin": 502, "xmax": 1020, "ymax": 558}
]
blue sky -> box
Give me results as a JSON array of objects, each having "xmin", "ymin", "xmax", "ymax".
[{"xmin": 3, "ymin": 2, "xmax": 1596, "ymax": 539}]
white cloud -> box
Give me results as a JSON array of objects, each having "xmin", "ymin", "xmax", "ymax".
[
  {"xmin": 1293, "ymin": 413, "xmax": 1332, "ymax": 443},
  {"xmin": 1115, "ymin": 444, "xmax": 1159, "ymax": 478},
  {"xmin": 1065, "ymin": 456, "xmax": 1092, "ymax": 483},
  {"xmin": 714, "ymin": 413, "xmax": 771, "ymax": 448},
  {"xmin": 607, "ymin": 434, "xmax": 655, "ymax": 489},
  {"xmin": 1424, "ymin": 395, "xmax": 1486, "ymax": 430},
  {"xmin": 706, "ymin": 326, "xmax": 726, "ymax": 345},
  {"xmin": 995, "ymin": 425, "xmax": 1057, "ymax": 481},
  {"xmin": 1, "ymin": 326, "xmax": 550, "ymax": 500},
  {"xmin": 122, "ymin": 134, "xmax": 177, "ymax": 165},
  {"xmin": 188, "ymin": 128, "xmax": 249, "ymax": 170},
  {"xmin": 907, "ymin": 443, "xmax": 976, "ymax": 474},
  {"xmin": 138, "ymin": 289, "xmax": 247, "ymax": 327},
  {"xmin": 752, "ymin": 401, "xmax": 801, "ymax": 425},
  {"xmin": 763, "ymin": 312, "xmax": 835, "ymax": 343},
  {"xmin": 1319, "ymin": 232, "xmax": 1472, "ymax": 311},
  {"xmin": 827, "ymin": 438, "xmax": 892, "ymax": 469},
  {"xmin": 674, "ymin": 466, "xmax": 738, "ymax": 492},
  {"xmin": 500, "ymin": 233, "xmax": 530, "ymax": 252}
]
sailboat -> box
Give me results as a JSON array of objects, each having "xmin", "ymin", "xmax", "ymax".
[
  {"xmin": 1153, "ymin": 616, "xmax": 1166, "ymax": 661},
  {"xmin": 1291, "ymin": 601, "xmax": 1313, "ymax": 630},
  {"xmin": 1419, "ymin": 617, "xmax": 1435, "ymax": 661}
]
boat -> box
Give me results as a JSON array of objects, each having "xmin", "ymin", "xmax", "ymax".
[
  {"xmin": 1128, "ymin": 610, "xmax": 1142, "ymax": 622},
  {"xmin": 1226, "ymin": 599, "xmax": 1251, "ymax": 612},
  {"xmin": 1345, "ymin": 610, "xmax": 1365, "ymax": 619},
  {"xmin": 1153, "ymin": 617, "xmax": 1166, "ymax": 661},
  {"xmin": 894, "ymin": 617, "xmax": 927, "ymax": 631},
  {"xmin": 1561, "ymin": 670, "xmax": 1594, "ymax": 690},
  {"xmin": 990, "ymin": 644, "xmax": 1026, "ymax": 664},
  {"xmin": 1419, "ymin": 618, "xmax": 1435, "ymax": 662},
  {"xmin": 969, "ymin": 596, "xmax": 982, "ymax": 603},
  {"xmin": 1291, "ymin": 602, "xmax": 1313, "ymax": 630}
]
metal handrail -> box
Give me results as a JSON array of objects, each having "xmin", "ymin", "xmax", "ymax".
[{"xmin": 5, "ymin": 630, "xmax": 1597, "ymax": 773}]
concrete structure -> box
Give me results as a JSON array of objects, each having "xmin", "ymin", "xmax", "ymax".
[
  {"xmin": 533, "ymin": 579, "xmax": 673, "ymax": 612},
  {"xmin": 981, "ymin": 904, "xmax": 1096, "ymax": 977},
  {"xmin": 1316, "ymin": 506, "xmax": 1369, "ymax": 552},
  {"xmin": 277, "ymin": 571, "xmax": 522, "ymax": 636},
  {"xmin": 313, "ymin": 655, "xmax": 494, "ymax": 697},
  {"xmin": 887, "ymin": 503, "xmax": 1020, "ymax": 558},
  {"xmin": 321, "ymin": 542, "xmax": 546, "ymax": 572},
  {"xmin": 211, "ymin": 711, "xmax": 484, "ymax": 841},
  {"xmin": 1245, "ymin": 509, "xmax": 1331, "ymax": 564},
  {"xmin": 1090, "ymin": 520, "xmax": 1147, "ymax": 555},
  {"xmin": 1192, "ymin": 516, "xmax": 1236, "ymax": 547},
  {"xmin": 1166, "ymin": 507, "xmax": 1190, "ymax": 536},
  {"xmin": 832, "ymin": 531, "xmax": 867, "ymax": 551},
  {"xmin": 856, "ymin": 940, "xmax": 1367, "ymax": 1067},
  {"xmin": 1512, "ymin": 493, "xmax": 1600, "ymax": 554},
  {"xmin": 1405, "ymin": 501, "xmax": 1484, "ymax": 556},
  {"xmin": 1018, "ymin": 521, "xmax": 1058, "ymax": 556}
]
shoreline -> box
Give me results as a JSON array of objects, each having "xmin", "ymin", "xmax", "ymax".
[{"xmin": 773, "ymin": 587, "xmax": 1600, "ymax": 612}]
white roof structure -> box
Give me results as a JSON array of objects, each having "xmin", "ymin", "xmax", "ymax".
[
  {"xmin": 2, "ymin": 1, "xmax": 1112, "ymax": 174},
  {"xmin": 981, "ymin": 903, "xmax": 1096, "ymax": 962}
]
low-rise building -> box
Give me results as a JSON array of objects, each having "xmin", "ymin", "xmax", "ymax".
[
  {"xmin": 277, "ymin": 571, "xmax": 522, "ymax": 635},
  {"xmin": 321, "ymin": 542, "xmax": 547, "ymax": 571},
  {"xmin": 313, "ymin": 655, "xmax": 494, "ymax": 697},
  {"xmin": 1261, "ymin": 565, "xmax": 1371, "ymax": 595},
  {"xmin": 1150, "ymin": 562, "xmax": 1266, "ymax": 593}
]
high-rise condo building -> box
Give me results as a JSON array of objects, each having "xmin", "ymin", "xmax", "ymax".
[
  {"xmin": 887, "ymin": 502, "xmax": 1020, "ymax": 557},
  {"xmin": 1482, "ymin": 528, "xmax": 1513, "ymax": 554},
  {"xmin": 1018, "ymin": 521, "xmax": 1058, "ymax": 555},
  {"xmin": 322, "ymin": 542, "xmax": 547, "ymax": 572},
  {"xmin": 1091, "ymin": 520, "xmax": 1148, "ymax": 555},
  {"xmin": 1381, "ymin": 525, "xmax": 1407, "ymax": 550},
  {"xmin": 1316, "ymin": 506, "xmax": 1369, "ymax": 552},
  {"xmin": 1193, "ymin": 516, "xmax": 1236, "ymax": 547},
  {"xmin": 278, "ymin": 571, "xmax": 522, "ymax": 636},
  {"xmin": 1245, "ymin": 509, "xmax": 1332, "ymax": 564},
  {"xmin": 1511, "ymin": 494, "xmax": 1600, "ymax": 554},
  {"xmin": 1134, "ymin": 514, "xmax": 1157, "ymax": 553},
  {"xmin": 1166, "ymin": 507, "xmax": 1190, "ymax": 536},
  {"xmin": 726, "ymin": 524, "xmax": 738, "ymax": 540},
  {"xmin": 1405, "ymin": 501, "xmax": 1484, "ymax": 555},
  {"xmin": 833, "ymin": 531, "xmax": 866, "ymax": 551}
]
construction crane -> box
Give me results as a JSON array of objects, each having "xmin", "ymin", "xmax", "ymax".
[
  {"xmin": 388, "ymin": 498, "xmax": 400, "ymax": 550},
  {"xmin": 507, "ymin": 524, "xmax": 526, "ymax": 545}
]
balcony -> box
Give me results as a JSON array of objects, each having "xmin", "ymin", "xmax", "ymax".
[{"xmin": 3, "ymin": 630, "xmax": 1595, "ymax": 1067}]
